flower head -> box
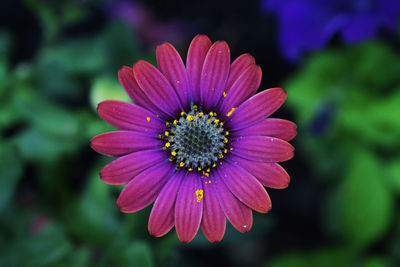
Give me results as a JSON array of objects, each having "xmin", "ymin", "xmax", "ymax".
[
  {"xmin": 91, "ymin": 34, "xmax": 297, "ymax": 243},
  {"xmin": 264, "ymin": 0, "xmax": 400, "ymax": 60}
]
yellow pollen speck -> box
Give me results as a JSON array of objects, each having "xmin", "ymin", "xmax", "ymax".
[
  {"xmin": 206, "ymin": 168, "xmax": 210, "ymax": 172},
  {"xmin": 187, "ymin": 115, "xmax": 194, "ymax": 121},
  {"xmin": 165, "ymin": 131, "xmax": 169, "ymax": 136},
  {"xmin": 223, "ymin": 138, "xmax": 228, "ymax": 143},
  {"xmin": 165, "ymin": 142, "xmax": 170, "ymax": 147},
  {"xmin": 219, "ymin": 154, "xmax": 224, "ymax": 158},
  {"xmin": 230, "ymin": 147, "xmax": 233, "ymax": 151},
  {"xmin": 188, "ymin": 168, "xmax": 193, "ymax": 171},
  {"xmin": 196, "ymin": 189, "xmax": 204, "ymax": 202},
  {"xmin": 146, "ymin": 117, "xmax": 151, "ymax": 122},
  {"xmin": 224, "ymin": 149, "xmax": 227, "ymax": 153},
  {"xmin": 166, "ymin": 122, "xmax": 171, "ymax": 126},
  {"xmin": 214, "ymin": 119, "xmax": 220, "ymax": 124},
  {"xmin": 177, "ymin": 80, "xmax": 180, "ymax": 84},
  {"xmin": 225, "ymin": 131, "xmax": 229, "ymax": 135},
  {"xmin": 199, "ymin": 112, "xmax": 203, "ymax": 117},
  {"xmin": 169, "ymin": 158, "xmax": 173, "ymax": 162},
  {"xmin": 163, "ymin": 147, "xmax": 167, "ymax": 150},
  {"xmin": 209, "ymin": 112, "xmax": 214, "ymax": 116},
  {"xmin": 226, "ymin": 107, "xmax": 236, "ymax": 117},
  {"xmin": 212, "ymin": 163, "xmax": 216, "ymax": 168},
  {"xmin": 173, "ymin": 120, "xmax": 178, "ymax": 125},
  {"xmin": 219, "ymin": 122, "xmax": 224, "ymax": 127},
  {"xmin": 193, "ymin": 105, "xmax": 198, "ymax": 110},
  {"xmin": 171, "ymin": 151, "xmax": 177, "ymax": 156},
  {"xmin": 220, "ymin": 162, "xmax": 223, "ymax": 165},
  {"xmin": 223, "ymin": 91, "xmax": 227, "ymax": 97},
  {"xmin": 208, "ymin": 180, "xmax": 211, "ymax": 183},
  {"xmin": 179, "ymin": 162, "xmax": 185, "ymax": 167},
  {"xmin": 197, "ymin": 167, "xmax": 202, "ymax": 171},
  {"xmin": 181, "ymin": 111, "xmax": 185, "ymax": 116}
]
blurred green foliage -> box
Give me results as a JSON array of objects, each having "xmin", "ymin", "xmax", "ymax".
[
  {"xmin": 277, "ymin": 41, "xmax": 400, "ymax": 266},
  {"xmin": 0, "ymin": 1, "xmax": 163, "ymax": 266}
]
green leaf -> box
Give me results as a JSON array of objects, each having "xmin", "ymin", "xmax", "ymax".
[
  {"xmin": 13, "ymin": 88, "xmax": 89, "ymax": 162},
  {"xmin": 363, "ymin": 256, "xmax": 393, "ymax": 267},
  {"xmin": 90, "ymin": 76, "xmax": 131, "ymax": 110},
  {"xmin": 40, "ymin": 38, "xmax": 106, "ymax": 74},
  {"xmin": 0, "ymin": 142, "xmax": 22, "ymax": 213},
  {"xmin": 339, "ymin": 150, "xmax": 393, "ymax": 248},
  {"xmin": 0, "ymin": 223, "xmax": 72, "ymax": 267},
  {"xmin": 387, "ymin": 160, "xmax": 400, "ymax": 194},
  {"xmin": 119, "ymin": 242, "xmax": 154, "ymax": 267},
  {"xmin": 65, "ymin": 160, "xmax": 119, "ymax": 246}
]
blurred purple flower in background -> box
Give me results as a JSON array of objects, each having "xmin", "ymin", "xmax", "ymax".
[
  {"xmin": 107, "ymin": 0, "xmax": 189, "ymax": 48},
  {"xmin": 263, "ymin": 0, "xmax": 400, "ymax": 60}
]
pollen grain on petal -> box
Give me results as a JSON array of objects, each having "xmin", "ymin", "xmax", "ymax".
[
  {"xmin": 195, "ymin": 189, "xmax": 204, "ymax": 202},
  {"xmin": 226, "ymin": 107, "xmax": 236, "ymax": 117}
]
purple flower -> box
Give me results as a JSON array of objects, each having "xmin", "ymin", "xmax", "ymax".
[
  {"xmin": 90, "ymin": 35, "xmax": 296, "ymax": 243},
  {"xmin": 264, "ymin": 0, "xmax": 400, "ymax": 60},
  {"xmin": 107, "ymin": 0, "xmax": 188, "ymax": 47}
]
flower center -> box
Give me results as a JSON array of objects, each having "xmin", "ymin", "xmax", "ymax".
[{"xmin": 161, "ymin": 105, "xmax": 229, "ymax": 171}]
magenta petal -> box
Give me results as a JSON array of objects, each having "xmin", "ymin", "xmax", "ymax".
[
  {"xmin": 175, "ymin": 172, "xmax": 203, "ymax": 243},
  {"xmin": 219, "ymin": 64, "xmax": 262, "ymax": 116},
  {"xmin": 200, "ymin": 41, "xmax": 231, "ymax": 110},
  {"xmin": 157, "ymin": 43, "xmax": 190, "ymax": 109},
  {"xmin": 90, "ymin": 131, "xmax": 161, "ymax": 157},
  {"xmin": 213, "ymin": 168, "xmax": 253, "ymax": 233},
  {"xmin": 118, "ymin": 66, "xmax": 162, "ymax": 116},
  {"xmin": 117, "ymin": 162, "xmax": 174, "ymax": 213},
  {"xmin": 231, "ymin": 155, "xmax": 290, "ymax": 189},
  {"xmin": 225, "ymin": 53, "xmax": 256, "ymax": 91},
  {"xmin": 148, "ymin": 171, "xmax": 185, "ymax": 237},
  {"xmin": 133, "ymin": 60, "xmax": 182, "ymax": 117},
  {"xmin": 186, "ymin": 34, "xmax": 212, "ymax": 104},
  {"xmin": 226, "ymin": 88, "xmax": 287, "ymax": 130},
  {"xmin": 97, "ymin": 100, "xmax": 165, "ymax": 133},
  {"xmin": 219, "ymin": 161, "xmax": 271, "ymax": 213},
  {"xmin": 233, "ymin": 118, "xmax": 297, "ymax": 141},
  {"xmin": 201, "ymin": 177, "xmax": 226, "ymax": 242},
  {"xmin": 100, "ymin": 150, "xmax": 168, "ymax": 185},
  {"xmin": 231, "ymin": 136, "xmax": 294, "ymax": 162}
]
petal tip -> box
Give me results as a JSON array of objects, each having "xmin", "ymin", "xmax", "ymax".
[
  {"xmin": 119, "ymin": 65, "xmax": 133, "ymax": 72},
  {"xmin": 193, "ymin": 34, "xmax": 211, "ymax": 42}
]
